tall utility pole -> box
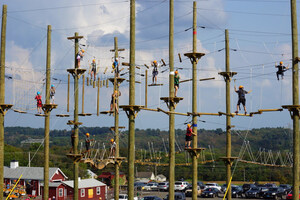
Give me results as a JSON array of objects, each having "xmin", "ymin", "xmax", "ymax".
[
  {"xmin": 67, "ymin": 32, "xmax": 85, "ymax": 200},
  {"xmin": 0, "ymin": 5, "xmax": 12, "ymax": 200},
  {"xmin": 283, "ymin": 1, "xmax": 300, "ymax": 200}
]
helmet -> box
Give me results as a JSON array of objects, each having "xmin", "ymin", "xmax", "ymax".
[
  {"xmin": 111, "ymin": 139, "xmax": 114, "ymax": 142},
  {"xmin": 114, "ymin": 90, "xmax": 118, "ymax": 94},
  {"xmin": 280, "ymin": 61, "xmax": 283, "ymax": 65},
  {"xmin": 239, "ymin": 85, "xmax": 243, "ymax": 89},
  {"xmin": 175, "ymin": 70, "xmax": 178, "ymax": 74},
  {"xmin": 115, "ymin": 58, "xmax": 118, "ymax": 61},
  {"xmin": 37, "ymin": 91, "xmax": 40, "ymax": 95},
  {"xmin": 154, "ymin": 60, "xmax": 157, "ymax": 63},
  {"xmin": 81, "ymin": 49, "xmax": 85, "ymax": 53},
  {"xmin": 86, "ymin": 133, "xmax": 90, "ymax": 136},
  {"xmin": 92, "ymin": 59, "xmax": 96, "ymax": 63},
  {"xmin": 187, "ymin": 124, "xmax": 191, "ymax": 128},
  {"xmin": 51, "ymin": 84, "xmax": 54, "ymax": 87}
]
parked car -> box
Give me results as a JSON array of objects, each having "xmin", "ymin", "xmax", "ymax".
[
  {"xmin": 205, "ymin": 183, "xmax": 222, "ymax": 191},
  {"xmin": 242, "ymin": 183, "xmax": 256, "ymax": 193},
  {"xmin": 185, "ymin": 184, "xmax": 201, "ymax": 197},
  {"xmin": 201, "ymin": 188, "xmax": 220, "ymax": 198},
  {"xmin": 134, "ymin": 182, "xmax": 147, "ymax": 191},
  {"xmin": 245, "ymin": 187, "xmax": 261, "ymax": 198},
  {"xmin": 286, "ymin": 190, "xmax": 300, "ymax": 200},
  {"xmin": 257, "ymin": 187, "xmax": 269, "ymax": 198},
  {"xmin": 232, "ymin": 186, "xmax": 243, "ymax": 198},
  {"xmin": 158, "ymin": 182, "xmax": 169, "ymax": 191},
  {"xmin": 264, "ymin": 183, "xmax": 278, "ymax": 188},
  {"xmin": 279, "ymin": 184, "xmax": 292, "ymax": 194},
  {"xmin": 263, "ymin": 187, "xmax": 285, "ymax": 199},
  {"xmin": 142, "ymin": 196, "xmax": 162, "ymax": 200},
  {"xmin": 221, "ymin": 184, "xmax": 237, "ymax": 193},
  {"xmin": 164, "ymin": 192, "xmax": 186, "ymax": 200},
  {"xmin": 174, "ymin": 181, "xmax": 189, "ymax": 192},
  {"xmin": 116, "ymin": 194, "xmax": 139, "ymax": 200},
  {"xmin": 143, "ymin": 182, "xmax": 159, "ymax": 191}
]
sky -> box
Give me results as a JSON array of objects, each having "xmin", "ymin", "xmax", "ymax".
[{"xmin": 1, "ymin": 0, "xmax": 299, "ymax": 132}]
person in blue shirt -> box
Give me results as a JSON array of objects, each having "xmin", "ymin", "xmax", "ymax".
[
  {"xmin": 112, "ymin": 58, "xmax": 120, "ymax": 77},
  {"xmin": 234, "ymin": 85, "xmax": 252, "ymax": 114}
]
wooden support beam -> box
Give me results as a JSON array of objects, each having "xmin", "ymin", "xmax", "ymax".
[
  {"xmin": 140, "ymin": 107, "xmax": 159, "ymax": 112},
  {"xmin": 187, "ymin": 112, "xmax": 221, "ymax": 116}
]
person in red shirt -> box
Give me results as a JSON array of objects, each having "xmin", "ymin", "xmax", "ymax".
[
  {"xmin": 35, "ymin": 91, "xmax": 43, "ymax": 114},
  {"xmin": 185, "ymin": 124, "xmax": 196, "ymax": 148}
]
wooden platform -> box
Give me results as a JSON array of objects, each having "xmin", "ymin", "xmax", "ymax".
[
  {"xmin": 100, "ymin": 111, "xmax": 114, "ymax": 115},
  {"xmin": 35, "ymin": 114, "xmax": 45, "ymax": 117},
  {"xmin": 185, "ymin": 148, "xmax": 206, "ymax": 158},
  {"xmin": 79, "ymin": 113, "xmax": 92, "ymax": 116},
  {"xmin": 148, "ymin": 83, "xmax": 163, "ymax": 86},
  {"xmin": 0, "ymin": 104, "xmax": 13, "ymax": 115},
  {"xmin": 219, "ymin": 156, "xmax": 239, "ymax": 166},
  {"xmin": 109, "ymin": 77, "xmax": 126, "ymax": 84},
  {"xmin": 56, "ymin": 114, "xmax": 70, "ymax": 117},
  {"xmin": 119, "ymin": 105, "xmax": 144, "ymax": 118},
  {"xmin": 67, "ymin": 120, "xmax": 83, "ymax": 126},
  {"xmin": 66, "ymin": 153, "xmax": 83, "ymax": 162},
  {"xmin": 282, "ymin": 105, "xmax": 300, "ymax": 119},
  {"xmin": 67, "ymin": 68, "xmax": 86, "ymax": 78},
  {"xmin": 110, "ymin": 126, "xmax": 126, "ymax": 131},
  {"xmin": 184, "ymin": 52, "xmax": 205, "ymax": 64},
  {"xmin": 160, "ymin": 97, "xmax": 184, "ymax": 108},
  {"xmin": 42, "ymin": 104, "xmax": 57, "ymax": 112},
  {"xmin": 13, "ymin": 109, "xmax": 27, "ymax": 114}
]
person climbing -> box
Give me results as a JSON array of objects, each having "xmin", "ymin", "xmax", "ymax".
[
  {"xmin": 110, "ymin": 90, "xmax": 121, "ymax": 115},
  {"xmin": 275, "ymin": 61, "xmax": 289, "ymax": 80},
  {"xmin": 174, "ymin": 70, "xmax": 180, "ymax": 97},
  {"xmin": 152, "ymin": 60, "xmax": 159, "ymax": 84},
  {"xmin": 76, "ymin": 49, "xmax": 84, "ymax": 68},
  {"xmin": 185, "ymin": 124, "xmax": 196, "ymax": 148},
  {"xmin": 50, "ymin": 85, "xmax": 55, "ymax": 104},
  {"xmin": 112, "ymin": 58, "xmax": 120, "ymax": 77},
  {"xmin": 91, "ymin": 59, "xmax": 97, "ymax": 81},
  {"xmin": 84, "ymin": 133, "xmax": 91, "ymax": 156},
  {"xmin": 69, "ymin": 130, "xmax": 75, "ymax": 153},
  {"xmin": 110, "ymin": 138, "xmax": 116, "ymax": 158},
  {"xmin": 35, "ymin": 91, "xmax": 43, "ymax": 114},
  {"xmin": 234, "ymin": 85, "xmax": 252, "ymax": 114}
]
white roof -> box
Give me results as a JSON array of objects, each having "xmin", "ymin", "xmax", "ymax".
[{"xmin": 63, "ymin": 179, "xmax": 106, "ymax": 189}]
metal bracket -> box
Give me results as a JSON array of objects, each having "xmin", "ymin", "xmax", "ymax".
[{"xmin": 0, "ymin": 104, "xmax": 13, "ymax": 116}]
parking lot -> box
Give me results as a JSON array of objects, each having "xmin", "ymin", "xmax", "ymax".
[{"xmin": 107, "ymin": 190, "xmax": 274, "ymax": 200}]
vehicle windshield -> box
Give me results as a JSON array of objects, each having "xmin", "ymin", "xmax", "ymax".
[
  {"xmin": 175, "ymin": 182, "xmax": 183, "ymax": 185},
  {"xmin": 250, "ymin": 188, "xmax": 259, "ymax": 191},
  {"xmin": 159, "ymin": 183, "xmax": 166, "ymax": 186},
  {"xmin": 232, "ymin": 187, "xmax": 240, "ymax": 191},
  {"xmin": 206, "ymin": 183, "xmax": 216, "ymax": 186},
  {"xmin": 269, "ymin": 188, "xmax": 278, "ymax": 192},
  {"xmin": 143, "ymin": 197, "xmax": 155, "ymax": 200}
]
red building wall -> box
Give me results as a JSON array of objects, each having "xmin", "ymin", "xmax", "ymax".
[{"xmin": 51, "ymin": 171, "xmax": 66, "ymax": 182}]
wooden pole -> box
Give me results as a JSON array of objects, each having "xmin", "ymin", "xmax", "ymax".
[
  {"xmin": 169, "ymin": 0, "xmax": 175, "ymax": 199},
  {"xmin": 192, "ymin": 2, "xmax": 198, "ymax": 200},
  {"xmin": 0, "ymin": 5, "xmax": 7, "ymax": 200},
  {"xmin": 82, "ymin": 74, "xmax": 85, "ymax": 114},
  {"xmin": 43, "ymin": 24, "xmax": 51, "ymax": 200},
  {"xmin": 225, "ymin": 29, "xmax": 232, "ymax": 200},
  {"xmin": 291, "ymin": 0, "xmax": 299, "ymax": 199},
  {"xmin": 145, "ymin": 70, "xmax": 148, "ymax": 108},
  {"xmin": 97, "ymin": 78, "xmax": 100, "ymax": 116},
  {"xmin": 114, "ymin": 37, "xmax": 120, "ymax": 200},
  {"xmin": 128, "ymin": 0, "xmax": 136, "ymax": 199},
  {"xmin": 67, "ymin": 74, "xmax": 70, "ymax": 112}
]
